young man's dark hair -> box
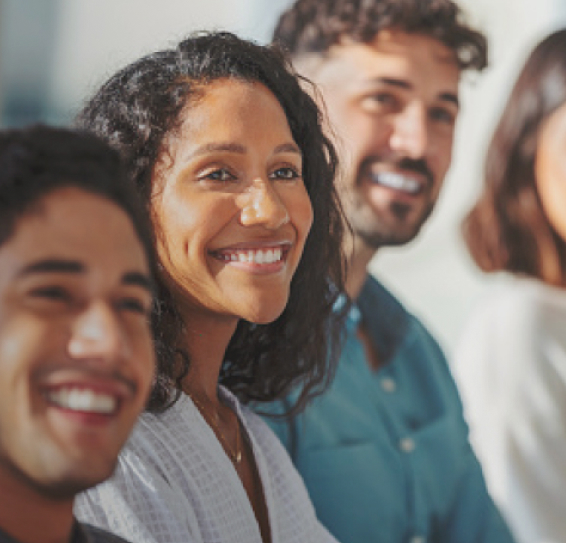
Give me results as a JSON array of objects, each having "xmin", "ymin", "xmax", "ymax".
[
  {"xmin": 0, "ymin": 125, "xmax": 155, "ymax": 543},
  {"xmin": 0, "ymin": 124, "xmax": 154, "ymax": 260}
]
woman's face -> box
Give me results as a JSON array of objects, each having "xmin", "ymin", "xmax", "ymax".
[
  {"xmin": 151, "ymin": 79, "xmax": 313, "ymax": 326},
  {"xmin": 536, "ymin": 100, "xmax": 566, "ymax": 241}
]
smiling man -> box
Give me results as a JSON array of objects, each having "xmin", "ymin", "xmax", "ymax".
[
  {"xmin": 262, "ymin": 1, "xmax": 517, "ymax": 543},
  {"xmin": 0, "ymin": 125, "xmax": 155, "ymax": 543}
]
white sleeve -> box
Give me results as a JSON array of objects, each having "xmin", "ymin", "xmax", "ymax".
[{"xmin": 454, "ymin": 284, "xmax": 566, "ymax": 543}]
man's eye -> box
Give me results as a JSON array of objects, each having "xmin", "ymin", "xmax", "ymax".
[
  {"xmin": 30, "ymin": 286, "xmax": 71, "ymax": 302},
  {"xmin": 361, "ymin": 93, "xmax": 398, "ymax": 112},
  {"xmin": 430, "ymin": 107, "xmax": 456, "ymax": 125},
  {"xmin": 117, "ymin": 297, "xmax": 151, "ymax": 317},
  {"xmin": 271, "ymin": 167, "xmax": 301, "ymax": 181}
]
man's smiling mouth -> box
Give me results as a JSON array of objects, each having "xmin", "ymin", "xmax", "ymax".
[
  {"xmin": 46, "ymin": 387, "xmax": 118, "ymax": 415},
  {"xmin": 369, "ymin": 171, "xmax": 423, "ymax": 195}
]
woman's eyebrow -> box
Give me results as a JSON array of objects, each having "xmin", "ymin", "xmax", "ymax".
[
  {"xmin": 273, "ymin": 143, "xmax": 301, "ymax": 155},
  {"xmin": 186, "ymin": 142, "xmax": 246, "ymax": 160}
]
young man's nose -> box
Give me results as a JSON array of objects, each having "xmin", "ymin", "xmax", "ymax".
[{"xmin": 67, "ymin": 301, "xmax": 130, "ymax": 363}]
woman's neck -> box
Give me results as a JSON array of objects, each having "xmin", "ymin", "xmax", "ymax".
[{"xmin": 179, "ymin": 309, "xmax": 239, "ymax": 402}]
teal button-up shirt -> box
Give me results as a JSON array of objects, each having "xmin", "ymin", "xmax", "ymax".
[{"xmin": 262, "ymin": 276, "xmax": 515, "ymax": 543}]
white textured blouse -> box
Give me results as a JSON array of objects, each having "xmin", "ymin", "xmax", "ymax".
[
  {"xmin": 454, "ymin": 277, "xmax": 566, "ymax": 543},
  {"xmin": 75, "ymin": 388, "xmax": 336, "ymax": 543}
]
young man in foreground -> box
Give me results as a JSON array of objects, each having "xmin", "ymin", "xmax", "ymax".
[{"xmin": 0, "ymin": 125, "xmax": 155, "ymax": 543}]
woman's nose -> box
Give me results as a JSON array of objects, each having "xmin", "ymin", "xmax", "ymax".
[{"xmin": 240, "ymin": 179, "xmax": 290, "ymax": 229}]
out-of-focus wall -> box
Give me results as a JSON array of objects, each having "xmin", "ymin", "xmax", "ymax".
[
  {"xmin": 48, "ymin": 0, "xmax": 245, "ymax": 121},
  {"xmin": 0, "ymin": 0, "xmax": 245, "ymax": 126}
]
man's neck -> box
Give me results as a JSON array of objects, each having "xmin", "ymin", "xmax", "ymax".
[
  {"xmin": 345, "ymin": 237, "xmax": 377, "ymax": 300},
  {"xmin": 0, "ymin": 473, "xmax": 74, "ymax": 543}
]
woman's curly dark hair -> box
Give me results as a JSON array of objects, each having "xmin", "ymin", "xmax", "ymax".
[
  {"xmin": 464, "ymin": 29, "xmax": 566, "ymax": 285},
  {"xmin": 274, "ymin": 0, "xmax": 487, "ymax": 71},
  {"xmin": 75, "ymin": 31, "xmax": 346, "ymax": 414}
]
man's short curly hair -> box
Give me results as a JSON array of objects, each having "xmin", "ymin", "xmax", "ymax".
[{"xmin": 274, "ymin": 0, "xmax": 487, "ymax": 71}]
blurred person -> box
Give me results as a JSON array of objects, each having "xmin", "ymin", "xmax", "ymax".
[
  {"xmin": 260, "ymin": 1, "xmax": 516, "ymax": 542},
  {"xmin": 74, "ymin": 31, "xmax": 345, "ymax": 543},
  {"xmin": 454, "ymin": 28, "xmax": 566, "ymax": 543},
  {"xmin": 0, "ymin": 125, "xmax": 156, "ymax": 543}
]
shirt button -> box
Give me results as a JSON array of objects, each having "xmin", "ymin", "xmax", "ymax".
[
  {"xmin": 381, "ymin": 377, "xmax": 396, "ymax": 392},
  {"xmin": 410, "ymin": 537, "xmax": 425, "ymax": 543},
  {"xmin": 400, "ymin": 437, "xmax": 416, "ymax": 453}
]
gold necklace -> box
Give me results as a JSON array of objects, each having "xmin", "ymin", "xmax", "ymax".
[{"xmin": 190, "ymin": 394, "xmax": 242, "ymax": 465}]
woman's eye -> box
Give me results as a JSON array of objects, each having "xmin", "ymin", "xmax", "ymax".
[
  {"xmin": 271, "ymin": 166, "xmax": 301, "ymax": 181},
  {"xmin": 202, "ymin": 168, "xmax": 237, "ymax": 182}
]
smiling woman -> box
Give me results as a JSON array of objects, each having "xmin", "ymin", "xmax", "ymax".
[
  {"xmin": 74, "ymin": 31, "xmax": 345, "ymax": 543},
  {"xmin": 455, "ymin": 28, "xmax": 566, "ymax": 543}
]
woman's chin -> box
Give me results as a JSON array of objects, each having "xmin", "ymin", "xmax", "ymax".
[{"xmin": 240, "ymin": 298, "xmax": 288, "ymax": 325}]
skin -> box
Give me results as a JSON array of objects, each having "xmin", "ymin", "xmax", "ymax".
[
  {"xmin": 0, "ymin": 187, "xmax": 154, "ymax": 543},
  {"xmin": 536, "ymin": 100, "xmax": 566, "ymax": 258},
  {"xmin": 151, "ymin": 78, "xmax": 313, "ymax": 543},
  {"xmin": 297, "ymin": 29, "xmax": 461, "ymax": 299}
]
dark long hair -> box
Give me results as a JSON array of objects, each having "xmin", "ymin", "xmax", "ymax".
[
  {"xmin": 464, "ymin": 29, "xmax": 566, "ymax": 284},
  {"xmin": 274, "ymin": 0, "xmax": 487, "ymax": 71},
  {"xmin": 76, "ymin": 31, "xmax": 346, "ymax": 413}
]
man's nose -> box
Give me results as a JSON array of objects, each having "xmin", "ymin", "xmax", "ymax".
[
  {"xmin": 67, "ymin": 301, "xmax": 129, "ymax": 363},
  {"xmin": 389, "ymin": 103, "xmax": 428, "ymax": 159},
  {"xmin": 240, "ymin": 178, "xmax": 290, "ymax": 230}
]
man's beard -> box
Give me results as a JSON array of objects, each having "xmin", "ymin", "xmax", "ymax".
[
  {"xmin": 347, "ymin": 155, "xmax": 438, "ymax": 249},
  {"xmin": 355, "ymin": 198, "xmax": 436, "ymax": 249}
]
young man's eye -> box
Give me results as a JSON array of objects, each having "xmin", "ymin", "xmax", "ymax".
[
  {"xmin": 271, "ymin": 166, "xmax": 301, "ymax": 181},
  {"xmin": 30, "ymin": 286, "xmax": 71, "ymax": 303},
  {"xmin": 117, "ymin": 297, "xmax": 151, "ymax": 317}
]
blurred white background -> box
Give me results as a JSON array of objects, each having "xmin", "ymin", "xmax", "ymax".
[{"xmin": 2, "ymin": 0, "xmax": 566, "ymax": 357}]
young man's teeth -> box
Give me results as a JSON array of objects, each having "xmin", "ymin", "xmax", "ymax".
[
  {"xmin": 225, "ymin": 248, "xmax": 283, "ymax": 264},
  {"xmin": 373, "ymin": 172, "xmax": 420, "ymax": 193},
  {"xmin": 48, "ymin": 388, "xmax": 116, "ymax": 414}
]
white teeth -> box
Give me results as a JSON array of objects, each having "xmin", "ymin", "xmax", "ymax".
[
  {"xmin": 47, "ymin": 388, "xmax": 117, "ymax": 414},
  {"xmin": 221, "ymin": 248, "xmax": 284, "ymax": 264},
  {"xmin": 372, "ymin": 172, "xmax": 421, "ymax": 194}
]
